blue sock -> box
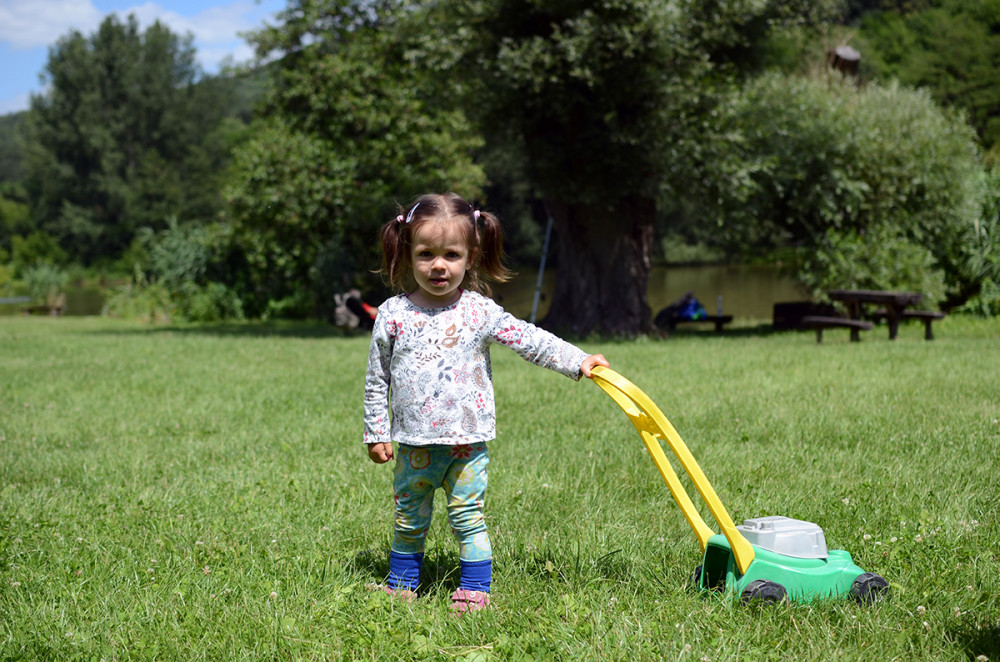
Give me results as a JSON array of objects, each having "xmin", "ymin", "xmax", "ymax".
[
  {"xmin": 388, "ymin": 550, "xmax": 423, "ymax": 591},
  {"xmin": 459, "ymin": 558, "xmax": 491, "ymax": 593}
]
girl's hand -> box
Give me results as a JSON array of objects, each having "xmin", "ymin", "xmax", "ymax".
[
  {"xmin": 367, "ymin": 442, "xmax": 394, "ymax": 463},
  {"xmin": 580, "ymin": 353, "xmax": 610, "ymax": 379}
]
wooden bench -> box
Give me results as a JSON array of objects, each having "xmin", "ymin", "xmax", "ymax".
[
  {"xmin": 800, "ymin": 315, "xmax": 874, "ymax": 343},
  {"xmin": 663, "ymin": 314, "xmax": 734, "ymax": 333},
  {"xmin": 870, "ymin": 309, "xmax": 945, "ymax": 340}
]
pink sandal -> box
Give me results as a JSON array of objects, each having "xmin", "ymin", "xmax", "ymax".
[{"xmin": 450, "ymin": 588, "xmax": 490, "ymax": 613}]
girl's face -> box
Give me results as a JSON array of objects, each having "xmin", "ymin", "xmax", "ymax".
[{"xmin": 409, "ymin": 220, "xmax": 473, "ymax": 308}]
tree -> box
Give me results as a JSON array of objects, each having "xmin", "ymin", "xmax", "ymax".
[
  {"xmin": 25, "ymin": 14, "xmax": 244, "ymax": 264},
  {"xmin": 433, "ymin": 0, "xmax": 837, "ymax": 335},
  {"xmin": 0, "ymin": 112, "xmax": 27, "ymax": 184},
  {"xmin": 855, "ymin": 0, "xmax": 1000, "ymax": 161},
  {"xmin": 226, "ymin": 0, "xmax": 485, "ymax": 318}
]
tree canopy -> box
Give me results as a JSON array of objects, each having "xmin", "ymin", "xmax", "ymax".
[
  {"xmin": 25, "ymin": 14, "xmax": 244, "ymax": 264},
  {"xmin": 224, "ymin": 0, "xmax": 486, "ymax": 317},
  {"xmin": 855, "ymin": 0, "xmax": 1000, "ymax": 161}
]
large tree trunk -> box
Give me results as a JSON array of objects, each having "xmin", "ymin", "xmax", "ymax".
[{"xmin": 542, "ymin": 197, "xmax": 655, "ymax": 336}]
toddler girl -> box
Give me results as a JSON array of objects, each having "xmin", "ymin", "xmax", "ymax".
[{"xmin": 363, "ymin": 192, "xmax": 608, "ymax": 612}]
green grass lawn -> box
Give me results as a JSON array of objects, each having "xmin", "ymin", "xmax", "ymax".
[{"xmin": 1, "ymin": 315, "xmax": 998, "ymax": 661}]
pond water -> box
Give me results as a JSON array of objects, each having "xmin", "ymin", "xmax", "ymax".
[
  {"xmin": 494, "ymin": 263, "xmax": 808, "ymax": 323},
  {"xmin": 1, "ymin": 264, "xmax": 807, "ymax": 321},
  {"xmin": 0, "ymin": 288, "xmax": 105, "ymax": 317}
]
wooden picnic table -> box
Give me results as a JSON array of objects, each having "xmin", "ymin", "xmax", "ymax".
[{"xmin": 827, "ymin": 289, "xmax": 923, "ymax": 340}]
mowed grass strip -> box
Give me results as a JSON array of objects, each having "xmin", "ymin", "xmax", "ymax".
[{"xmin": 1, "ymin": 315, "xmax": 998, "ymax": 660}]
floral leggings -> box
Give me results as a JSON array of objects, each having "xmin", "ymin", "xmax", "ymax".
[{"xmin": 391, "ymin": 443, "xmax": 492, "ymax": 562}]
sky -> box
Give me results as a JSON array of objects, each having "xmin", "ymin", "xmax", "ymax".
[{"xmin": 0, "ymin": 0, "xmax": 286, "ymax": 115}]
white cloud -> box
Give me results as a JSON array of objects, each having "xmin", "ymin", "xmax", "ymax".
[
  {"xmin": 0, "ymin": 0, "xmax": 104, "ymax": 50},
  {"xmin": 0, "ymin": 0, "xmax": 277, "ymax": 68}
]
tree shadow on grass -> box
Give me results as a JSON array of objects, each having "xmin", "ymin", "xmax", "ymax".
[{"xmin": 948, "ymin": 619, "xmax": 1000, "ymax": 661}]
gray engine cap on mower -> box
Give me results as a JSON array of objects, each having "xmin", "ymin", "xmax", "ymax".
[{"xmin": 737, "ymin": 516, "xmax": 829, "ymax": 559}]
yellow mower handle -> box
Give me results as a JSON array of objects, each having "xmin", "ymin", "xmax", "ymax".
[{"xmin": 590, "ymin": 366, "xmax": 755, "ymax": 575}]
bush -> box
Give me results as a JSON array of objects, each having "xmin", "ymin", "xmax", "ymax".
[
  {"xmin": 22, "ymin": 263, "xmax": 68, "ymax": 307},
  {"xmin": 11, "ymin": 232, "xmax": 67, "ymax": 276},
  {"xmin": 176, "ymin": 281, "xmax": 245, "ymax": 323},
  {"xmin": 797, "ymin": 226, "xmax": 948, "ymax": 306},
  {"xmin": 957, "ymin": 165, "xmax": 1000, "ymax": 315},
  {"xmin": 102, "ymin": 274, "xmax": 176, "ymax": 323},
  {"xmin": 102, "ymin": 221, "xmax": 246, "ymax": 323},
  {"xmin": 700, "ymin": 72, "xmax": 988, "ymax": 307}
]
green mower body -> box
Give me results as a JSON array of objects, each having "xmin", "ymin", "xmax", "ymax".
[{"xmin": 697, "ymin": 533, "xmax": 882, "ymax": 604}]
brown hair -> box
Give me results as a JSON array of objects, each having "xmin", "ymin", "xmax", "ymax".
[{"xmin": 379, "ymin": 192, "xmax": 512, "ymax": 296}]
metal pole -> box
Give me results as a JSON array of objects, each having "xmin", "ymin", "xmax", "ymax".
[{"xmin": 530, "ymin": 203, "xmax": 554, "ymax": 324}]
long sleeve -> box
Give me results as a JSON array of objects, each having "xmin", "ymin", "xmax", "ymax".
[
  {"xmin": 362, "ymin": 307, "xmax": 394, "ymax": 445},
  {"xmin": 488, "ymin": 308, "xmax": 588, "ymax": 380}
]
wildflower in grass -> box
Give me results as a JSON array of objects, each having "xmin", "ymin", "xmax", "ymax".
[
  {"xmin": 203, "ymin": 566, "xmax": 210, "ymax": 575},
  {"xmin": 890, "ymin": 537, "xmax": 898, "ymax": 543},
  {"xmin": 923, "ymin": 621, "xmax": 930, "ymax": 631},
  {"xmin": 11, "ymin": 581, "xmax": 20, "ymax": 587},
  {"xmin": 863, "ymin": 534, "xmax": 872, "ymax": 540},
  {"xmin": 270, "ymin": 591, "xmax": 278, "ymax": 599},
  {"xmin": 916, "ymin": 535, "xmax": 924, "ymax": 543},
  {"xmin": 917, "ymin": 605, "xmax": 926, "ymax": 615}
]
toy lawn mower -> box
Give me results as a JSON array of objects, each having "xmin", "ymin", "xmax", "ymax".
[{"xmin": 590, "ymin": 366, "xmax": 889, "ymax": 606}]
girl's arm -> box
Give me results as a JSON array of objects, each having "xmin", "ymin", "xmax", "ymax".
[
  {"xmin": 487, "ymin": 302, "xmax": 607, "ymax": 380},
  {"xmin": 363, "ymin": 308, "xmax": 394, "ymax": 461}
]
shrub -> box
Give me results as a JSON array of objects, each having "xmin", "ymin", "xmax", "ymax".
[
  {"xmin": 702, "ymin": 72, "xmax": 987, "ymax": 307},
  {"xmin": 797, "ymin": 226, "xmax": 948, "ymax": 306},
  {"xmin": 22, "ymin": 263, "xmax": 68, "ymax": 307},
  {"xmin": 102, "ymin": 220, "xmax": 246, "ymax": 323}
]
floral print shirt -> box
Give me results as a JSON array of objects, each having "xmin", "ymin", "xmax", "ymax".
[{"xmin": 363, "ymin": 290, "xmax": 589, "ymax": 446}]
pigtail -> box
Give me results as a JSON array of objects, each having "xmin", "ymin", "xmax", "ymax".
[
  {"xmin": 474, "ymin": 210, "xmax": 513, "ymax": 294},
  {"xmin": 379, "ymin": 207, "xmax": 412, "ymax": 292}
]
